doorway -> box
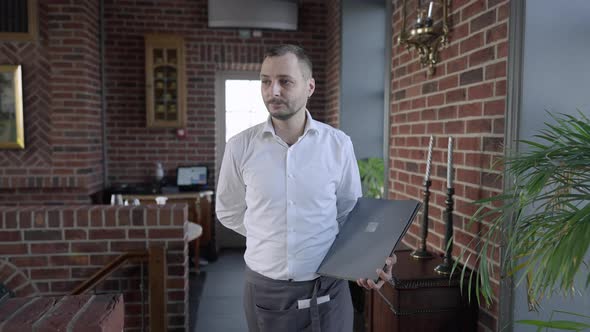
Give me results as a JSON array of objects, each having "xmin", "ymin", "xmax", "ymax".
[{"xmin": 215, "ymin": 71, "xmax": 267, "ymax": 249}]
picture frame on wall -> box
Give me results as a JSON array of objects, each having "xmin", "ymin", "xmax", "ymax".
[{"xmin": 0, "ymin": 65, "xmax": 25, "ymax": 149}]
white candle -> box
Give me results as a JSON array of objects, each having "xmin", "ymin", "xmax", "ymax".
[
  {"xmin": 424, "ymin": 135, "xmax": 434, "ymax": 182},
  {"xmin": 427, "ymin": 1, "xmax": 434, "ymax": 18},
  {"xmin": 447, "ymin": 137, "xmax": 453, "ymax": 189}
]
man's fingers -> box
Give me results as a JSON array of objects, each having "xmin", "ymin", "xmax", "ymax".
[
  {"xmin": 358, "ymin": 256, "xmax": 398, "ymax": 291},
  {"xmin": 357, "ymin": 278, "xmax": 370, "ymax": 290},
  {"xmin": 384, "ymin": 261, "xmax": 393, "ymax": 274},
  {"xmin": 356, "ymin": 279, "xmax": 365, "ymax": 287},
  {"xmin": 357, "ymin": 279, "xmax": 367, "ymax": 289},
  {"xmin": 385, "ymin": 254, "xmax": 397, "ymax": 274},
  {"xmin": 377, "ymin": 269, "xmax": 391, "ymax": 281},
  {"xmin": 366, "ymin": 278, "xmax": 385, "ymax": 290},
  {"xmin": 390, "ymin": 254, "xmax": 397, "ymax": 265}
]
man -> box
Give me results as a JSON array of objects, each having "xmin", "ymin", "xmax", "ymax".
[{"xmin": 216, "ymin": 44, "xmax": 394, "ymax": 332}]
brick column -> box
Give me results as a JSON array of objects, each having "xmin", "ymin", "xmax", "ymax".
[
  {"xmin": 389, "ymin": 0, "xmax": 510, "ymax": 330},
  {"xmin": 0, "ymin": 0, "xmax": 104, "ymax": 204}
]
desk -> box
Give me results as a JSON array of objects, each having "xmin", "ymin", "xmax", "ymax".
[
  {"xmin": 122, "ymin": 191, "xmax": 214, "ymax": 269},
  {"xmin": 365, "ymin": 249, "xmax": 477, "ymax": 332}
]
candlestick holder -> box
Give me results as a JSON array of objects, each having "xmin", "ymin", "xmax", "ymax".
[
  {"xmin": 410, "ymin": 180, "xmax": 434, "ymax": 259},
  {"xmin": 435, "ymin": 187, "xmax": 455, "ymax": 275}
]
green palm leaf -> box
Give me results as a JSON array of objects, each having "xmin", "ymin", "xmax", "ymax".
[{"xmin": 454, "ymin": 112, "xmax": 590, "ymax": 323}]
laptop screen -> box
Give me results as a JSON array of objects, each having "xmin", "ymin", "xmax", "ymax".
[{"xmin": 177, "ymin": 166, "xmax": 207, "ymax": 186}]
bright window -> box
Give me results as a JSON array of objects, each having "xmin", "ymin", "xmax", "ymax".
[{"xmin": 225, "ymin": 80, "xmax": 268, "ymax": 142}]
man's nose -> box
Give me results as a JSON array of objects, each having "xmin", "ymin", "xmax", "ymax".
[{"xmin": 271, "ymin": 81, "xmax": 281, "ymax": 96}]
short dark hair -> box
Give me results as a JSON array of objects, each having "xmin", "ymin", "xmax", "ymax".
[{"xmin": 264, "ymin": 44, "xmax": 313, "ymax": 79}]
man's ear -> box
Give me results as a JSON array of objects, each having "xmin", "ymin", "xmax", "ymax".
[{"xmin": 308, "ymin": 78, "xmax": 316, "ymax": 98}]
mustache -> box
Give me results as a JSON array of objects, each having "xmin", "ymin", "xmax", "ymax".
[{"xmin": 267, "ymin": 98, "xmax": 286, "ymax": 104}]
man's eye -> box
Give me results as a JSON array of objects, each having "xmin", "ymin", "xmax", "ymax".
[
  {"xmin": 280, "ymin": 80, "xmax": 292, "ymax": 86},
  {"xmin": 261, "ymin": 80, "xmax": 270, "ymax": 85}
]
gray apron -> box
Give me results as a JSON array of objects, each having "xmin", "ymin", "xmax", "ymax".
[{"xmin": 243, "ymin": 266, "xmax": 353, "ymax": 332}]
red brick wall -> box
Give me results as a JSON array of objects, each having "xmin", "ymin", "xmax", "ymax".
[
  {"xmin": 104, "ymin": 0, "xmax": 331, "ymax": 184},
  {"xmin": 389, "ymin": 0, "xmax": 509, "ymax": 330},
  {"xmin": 325, "ymin": 0, "xmax": 341, "ymax": 127},
  {"xmin": 0, "ymin": 204, "xmax": 189, "ymax": 332},
  {"xmin": 0, "ymin": 0, "xmax": 335, "ymax": 203},
  {"xmin": 0, "ymin": 1, "xmax": 104, "ymax": 205}
]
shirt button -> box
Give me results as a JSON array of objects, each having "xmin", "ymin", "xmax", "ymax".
[
  {"xmin": 288, "ymin": 200, "xmax": 294, "ymax": 205},
  {"xmin": 288, "ymin": 173, "xmax": 293, "ymax": 178}
]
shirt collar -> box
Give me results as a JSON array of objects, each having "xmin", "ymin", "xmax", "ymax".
[{"xmin": 261, "ymin": 110, "xmax": 319, "ymax": 137}]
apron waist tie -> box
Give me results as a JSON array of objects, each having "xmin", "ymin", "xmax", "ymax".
[{"xmin": 310, "ymin": 278, "xmax": 321, "ymax": 332}]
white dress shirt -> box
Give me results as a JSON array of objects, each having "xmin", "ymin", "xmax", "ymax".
[{"xmin": 216, "ymin": 111, "xmax": 362, "ymax": 281}]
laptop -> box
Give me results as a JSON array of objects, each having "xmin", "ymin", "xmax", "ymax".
[
  {"xmin": 176, "ymin": 166, "xmax": 208, "ymax": 191},
  {"xmin": 316, "ymin": 197, "xmax": 421, "ymax": 282}
]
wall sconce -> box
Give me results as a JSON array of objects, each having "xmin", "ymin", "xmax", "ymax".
[{"xmin": 397, "ymin": 0, "xmax": 450, "ymax": 75}]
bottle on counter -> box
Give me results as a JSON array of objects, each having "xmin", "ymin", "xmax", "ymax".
[{"xmin": 155, "ymin": 162, "xmax": 164, "ymax": 183}]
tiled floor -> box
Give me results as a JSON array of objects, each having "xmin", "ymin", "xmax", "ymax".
[{"xmin": 190, "ymin": 249, "xmax": 248, "ymax": 332}]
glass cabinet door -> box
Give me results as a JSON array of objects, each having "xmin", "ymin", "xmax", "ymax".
[{"xmin": 145, "ymin": 35, "xmax": 186, "ymax": 128}]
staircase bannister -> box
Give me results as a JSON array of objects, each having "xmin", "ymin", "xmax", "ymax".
[
  {"xmin": 70, "ymin": 250, "xmax": 149, "ymax": 295},
  {"xmin": 70, "ymin": 245, "xmax": 168, "ymax": 331}
]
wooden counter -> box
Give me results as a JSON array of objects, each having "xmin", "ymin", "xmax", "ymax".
[{"xmin": 122, "ymin": 191, "xmax": 214, "ymax": 267}]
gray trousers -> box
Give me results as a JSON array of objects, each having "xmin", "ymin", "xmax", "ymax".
[{"xmin": 243, "ymin": 266, "xmax": 353, "ymax": 332}]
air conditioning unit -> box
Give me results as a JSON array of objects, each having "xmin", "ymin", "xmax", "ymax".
[{"xmin": 208, "ymin": 0, "xmax": 298, "ymax": 31}]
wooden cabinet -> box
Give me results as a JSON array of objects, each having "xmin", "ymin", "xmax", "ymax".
[
  {"xmin": 145, "ymin": 34, "xmax": 186, "ymax": 128},
  {"xmin": 365, "ymin": 250, "xmax": 478, "ymax": 332}
]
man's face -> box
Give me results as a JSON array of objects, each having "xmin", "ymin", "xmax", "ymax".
[{"xmin": 260, "ymin": 53, "xmax": 315, "ymax": 121}]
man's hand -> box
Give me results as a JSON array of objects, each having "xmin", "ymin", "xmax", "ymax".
[{"xmin": 356, "ymin": 254, "xmax": 397, "ymax": 290}]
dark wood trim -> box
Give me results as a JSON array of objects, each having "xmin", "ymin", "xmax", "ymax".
[{"xmin": 0, "ymin": 0, "xmax": 38, "ymax": 42}]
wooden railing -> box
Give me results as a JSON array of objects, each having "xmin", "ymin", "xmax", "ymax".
[{"xmin": 70, "ymin": 245, "xmax": 168, "ymax": 331}]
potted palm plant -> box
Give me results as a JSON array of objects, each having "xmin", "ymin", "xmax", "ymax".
[
  {"xmin": 454, "ymin": 112, "xmax": 590, "ymax": 330},
  {"xmin": 357, "ymin": 157, "xmax": 385, "ymax": 199}
]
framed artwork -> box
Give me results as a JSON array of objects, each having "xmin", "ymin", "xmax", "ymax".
[{"xmin": 0, "ymin": 65, "xmax": 25, "ymax": 149}]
